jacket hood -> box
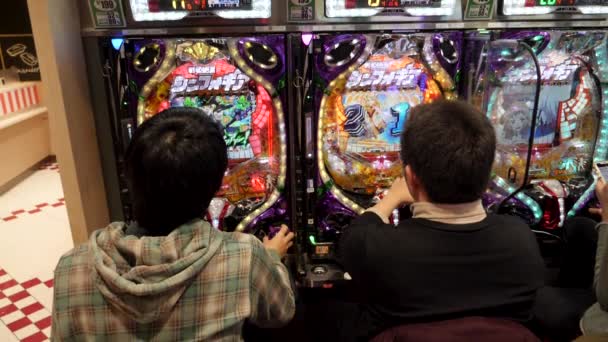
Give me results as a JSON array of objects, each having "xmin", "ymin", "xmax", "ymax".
[{"xmin": 90, "ymin": 219, "xmax": 222, "ymax": 323}]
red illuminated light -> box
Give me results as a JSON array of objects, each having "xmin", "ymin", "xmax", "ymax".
[
  {"xmin": 538, "ymin": 183, "xmax": 560, "ymax": 230},
  {"xmin": 148, "ymin": 0, "xmax": 160, "ymax": 12},
  {"xmin": 250, "ymin": 175, "xmax": 266, "ymax": 193},
  {"xmin": 541, "ymin": 196, "xmax": 560, "ymax": 230}
]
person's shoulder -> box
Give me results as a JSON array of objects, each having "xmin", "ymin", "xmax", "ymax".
[
  {"xmin": 55, "ymin": 223, "xmax": 123, "ymax": 272},
  {"xmin": 54, "ymin": 238, "xmax": 94, "ymax": 284},
  {"xmin": 486, "ymin": 214, "xmax": 541, "ymax": 256},
  {"xmin": 487, "ymin": 213, "xmax": 532, "ymax": 231},
  {"xmin": 56, "ymin": 243, "xmax": 90, "ymax": 268},
  {"xmin": 215, "ymin": 230, "xmax": 264, "ymax": 254}
]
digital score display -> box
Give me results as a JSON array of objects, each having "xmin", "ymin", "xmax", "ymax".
[
  {"xmin": 526, "ymin": 0, "xmax": 606, "ymax": 6},
  {"xmin": 155, "ymin": 0, "xmax": 252, "ymax": 11},
  {"xmin": 346, "ymin": 0, "xmax": 436, "ymax": 8}
]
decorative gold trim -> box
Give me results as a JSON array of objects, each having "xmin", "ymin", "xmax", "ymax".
[
  {"xmin": 136, "ymin": 38, "xmax": 287, "ymax": 233},
  {"xmin": 133, "ymin": 43, "xmax": 162, "ymax": 73},
  {"xmin": 324, "ymin": 38, "xmax": 363, "ymax": 68},
  {"xmin": 422, "ymin": 35, "xmax": 457, "ymax": 100},
  {"xmin": 137, "ymin": 40, "xmax": 177, "ymax": 125},
  {"xmin": 228, "ymin": 38, "xmax": 287, "ymax": 232},
  {"xmin": 317, "ymin": 35, "xmax": 374, "ymax": 216},
  {"xmin": 243, "ymin": 41, "xmax": 279, "ymax": 70}
]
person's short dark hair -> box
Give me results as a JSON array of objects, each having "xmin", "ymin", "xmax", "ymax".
[
  {"xmin": 125, "ymin": 107, "xmax": 227, "ymax": 234},
  {"xmin": 400, "ymin": 100, "xmax": 496, "ymax": 204}
]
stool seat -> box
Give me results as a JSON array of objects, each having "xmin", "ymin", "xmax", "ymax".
[{"xmin": 370, "ymin": 317, "xmax": 540, "ymax": 342}]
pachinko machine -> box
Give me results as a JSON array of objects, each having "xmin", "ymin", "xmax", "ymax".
[
  {"xmin": 81, "ymin": 0, "xmax": 298, "ymax": 240},
  {"xmin": 466, "ymin": 30, "xmax": 608, "ymax": 235},
  {"xmin": 295, "ymin": 32, "xmax": 462, "ymax": 286},
  {"xmin": 129, "ymin": 37, "xmax": 289, "ymax": 236}
]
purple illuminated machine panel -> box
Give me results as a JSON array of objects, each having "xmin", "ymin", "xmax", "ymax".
[{"xmin": 125, "ymin": 36, "xmax": 288, "ymax": 237}]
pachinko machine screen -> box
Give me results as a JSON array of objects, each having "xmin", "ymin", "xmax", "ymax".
[
  {"xmin": 325, "ymin": 0, "xmax": 455, "ymax": 17},
  {"xmin": 502, "ymin": 0, "xmax": 608, "ymax": 15},
  {"xmin": 128, "ymin": 37, "xmax": 287, "ymax": 234},
  {"xmin": 481, "ymin": 31, "xmax": 607, "ymax": 228},
  {"xmin": 314, "ymin": 33, "xmax": 461, "ymax": 240},
  {"xmin": 129, "ymin": 0, "xmax": 271, "ymax": 20}
]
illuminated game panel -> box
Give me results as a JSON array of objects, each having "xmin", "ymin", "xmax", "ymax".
[
  {"xmin": 319, "ymin": 37, "xmax": 451, "ymax": 212},
  {"xmin": 489, "ymin": 47, "xmax": 600, "ymax": 185},
  {"xmin": 504, "ymin": 0, "xmax": 608, "ymax": 14},
  {"xmin": 326, "ymin": 0, "xmax": 455, "ymax": 17},
  {"xmin": 347, "ymin": 0, "xmax": 440, "ymax": 8},
  {"xmin": 525, "ymin": 0, "xmax": 601, "ymax": 6},
  {"xmin": 155, "ymin": 0, "xmax": 252, "ymax": 11},
  {"xmin": 138, "ymin": 40, "xmax": 283, "ymax": 231},
  {"xmin": 130, "ymin": 0, "xmax": 271, "ymax": 20}
]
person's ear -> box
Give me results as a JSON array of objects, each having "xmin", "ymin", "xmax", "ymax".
[{"xmin": 404, "ymin": 165, "xmax": 418, "ymax": 200}]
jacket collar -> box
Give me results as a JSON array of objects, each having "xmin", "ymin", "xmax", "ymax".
[{"xmin": 411, "ymin": 200, "xmax": 487, "ymax": 224}]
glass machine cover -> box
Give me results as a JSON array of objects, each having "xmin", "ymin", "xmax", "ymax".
[
  {"xmin": 127, "ymin": 37, "xmax": 288, "ymax": 235},
  {"xmin": 475, "ymin": 31, "xmax": 608, "ymax": 228},
  {"xmin": 313, "ymin": 33, "xmax": 462, "ymax": 244}
]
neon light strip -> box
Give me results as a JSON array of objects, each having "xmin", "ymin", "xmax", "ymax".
[
  {"xmin": 494, "ymin": 176, "xmax": 543, "ymax": 223},
  {"xmin": 595, "ymin": 89, "xmax": 608, "ymax": 163},
  {"xmin": 568, "ymin": 177, "xmax": 597, "ymax": 218},
  {"xmin": 594, "ymin": 35, "xmax": 608, "ymax": 163},
  {"xmin": 137, "ymin": 40, "xmax": 177, "ymax": 124}
]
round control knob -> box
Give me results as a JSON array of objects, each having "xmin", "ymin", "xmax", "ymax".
[{"xmin": 312, "ymin": 266, "xmax": 327, "ymax": 275}]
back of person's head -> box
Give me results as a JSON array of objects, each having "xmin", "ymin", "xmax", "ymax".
[
  {"xmin": 125, "ymin": 107, "xmax": 228, "ymax": 235},
  {"xmin": 400, "ymin": 100, "xmax": 496, "ymax": 204}
]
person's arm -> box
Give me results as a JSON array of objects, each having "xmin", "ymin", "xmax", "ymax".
[
  {"xmin": 337, "ymin": 212, "xmax": 378, "ymax": 280},
  {"xmin": 595, "ymin": 223, "xmax": 608, "ymax": 310},
  {"xmin": 338, "ymin": 177, "xmax": 412, "ymax": 278},
  {"xmin": 50, "ymin": 274, "xmax": 65, "ymax": 341},
  {"xmin": 366, "ymin": 177, "xmax": 414, "ymax": 223},
  {"xmin": 593, "ymin": 180, "xmax": 608, "ymax": 310},
  {"xmin": 50, "ymin": 250, "xmax": 80, "ymax": 342},
  {"xmin": 248, "ymin": 233, "xmax": 295, "ymax": 328}
]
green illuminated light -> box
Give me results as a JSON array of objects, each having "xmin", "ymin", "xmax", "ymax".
[{"xmin": 309, "ymin": 235, "xmax": 317, "ymax": 246}]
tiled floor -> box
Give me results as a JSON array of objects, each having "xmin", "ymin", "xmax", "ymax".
[{"xmin": 0, "ymin": 162, "xmax": 73, "ymax": 341}]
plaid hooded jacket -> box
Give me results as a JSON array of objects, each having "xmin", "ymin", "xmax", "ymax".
[{"xmin": 51, "ymin": 219, "xmax": 295, "ymax": 341}]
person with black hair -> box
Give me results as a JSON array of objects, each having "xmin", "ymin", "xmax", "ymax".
[
  {"xmin": 336, "ymin": 100, "xmax": 545, "ymax": 341},
  {"xmin": 51, "ymin": 107, "xmax": 295, "ymax": 341}
]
